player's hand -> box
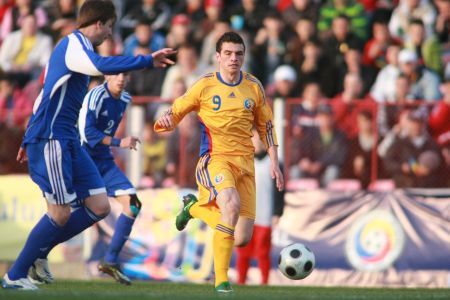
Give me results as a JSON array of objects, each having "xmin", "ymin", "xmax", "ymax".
[
  {"xmin": 156, "ymin": 109, "xmax": 175, "ymax": 130},
  {"xmin": 270, "ymin": 162, "xmax": 284, "ymax": 191},
  {"xmin": 17, "ymin": 147, "xmax": 28, "ymax": 163},
  {"xmin": 151, "ymin": 48, "xmax": 177, "ymax": 68},
  {"xmin": 120, "ymin": 136, "xmax": 141, "ymax": 150}
]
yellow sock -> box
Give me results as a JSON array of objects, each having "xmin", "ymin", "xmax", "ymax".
[
  {"xmin": 190, "ymin": 202, "xmax": 220, "ymax": 229},
  {"xmin": 213, "ymin": 222, "xmax": 235, "ymax": 287}
]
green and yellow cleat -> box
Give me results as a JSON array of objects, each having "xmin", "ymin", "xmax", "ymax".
[
  {"xmin": 215, "ymin": 281, "xmax": 233, "ymax": 293},
  {"xmin": 98, "ymin": 261, "xmax": 131, "ymax": 286},
  {"xmin": 175, "ymin": 194, "xmax": 198, "ymax": 231}
]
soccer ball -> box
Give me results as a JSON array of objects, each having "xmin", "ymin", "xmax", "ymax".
[{"xmin": 278, "ymin": 243, "xmax": 315, "ymax": 280}]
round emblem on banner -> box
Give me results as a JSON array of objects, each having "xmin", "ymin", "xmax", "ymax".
[
  {"xmin": 215, "ymin": 174, "xmax": 224, "ymax": 184},
  {"xmin": 345, "ymin": 210, "xmax": 405, "ymax": 272},
  {"xmin": 243, "ymin": 98, "xmax": 255, "ymax": 111}
]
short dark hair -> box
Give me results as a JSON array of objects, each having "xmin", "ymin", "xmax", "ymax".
[
  {"xmin": 216, "ymin": 31, "xmax": 245, "ymax": 53},
  {"xmin": 77, "ymin": 0, "xmax": 116, "ymax": 29},
  {"xmin": 409, "ymin": 18, "xmax": 424, "ymax": 27}
]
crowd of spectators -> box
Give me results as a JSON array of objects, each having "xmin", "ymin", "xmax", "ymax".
[{"xmin": 0, "ymin": 0, "xmax": 448, "ymax": 189}]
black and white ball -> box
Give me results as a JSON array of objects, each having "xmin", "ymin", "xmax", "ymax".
[{"xmin": 278, "ymin": 243, "xmax": 315, "ymax": 280}]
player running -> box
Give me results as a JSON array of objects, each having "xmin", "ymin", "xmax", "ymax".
[
  {"xmin": 155, "ymin": 31, "xmax": 284, "ymax": 293},
  {"xmin": 2, "ymin": 0, "xmax": 174, "ymax": 290}
]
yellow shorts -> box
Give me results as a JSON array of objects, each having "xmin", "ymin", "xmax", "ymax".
[{"xmin": 195, "ymin": 154, "xmax": 256, "ymax": 220}]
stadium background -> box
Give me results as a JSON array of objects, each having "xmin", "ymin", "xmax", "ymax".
[{"xmin": 0, "ymin": 0, "xmax": 449, "ymax": 288}]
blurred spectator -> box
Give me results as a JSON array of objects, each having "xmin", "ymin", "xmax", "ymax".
[
  {"xmin": 43, "ymin": 0, "xmax": 78, "ymax": 41},
  {"xmin": 266, "ymin": 64, "xmax": 300, "ymax": 99},
  {"xmin": 0, "ymin": 72, "xmax": 33, "ymax": 128},
  {"xmin": 397, "ymin": 48, "xmax": 441, "ymax": 101},
  {"xmin": 429, "ymin": 81, "xmax": 450, "ymax": 178},
  {"xmin": 295, "ymin": 39, "xmax": 337, "ymax": 97},
  {"xmin": 201, "ymin": 0, "xmax": 224, "ymax": 38},
  {"xmin": 343, "ymin": 110, "xmax": 378, "ymax": 188},
  {"xmin": 120, "ymin": 0, "xmax": 171, "ymax": 39},
  {"xmin": 282, "ymin": 0, "xmax": 320, "ymax": 30},
  {"xmin": 322, "ymin": 15, "xmax": 363, "ymax": 93},
  {"xmin": 0, "ymin": 0, "xmax": 48, "ymax": 42},
  {"xmin": 173, "ymin": 0, "xmax": 206, "ymax": 48},
  {"xmin": 362, "ymin": 20, "xmax": 401, "ymax": 72},
  {"xmin": 289, "ymin": 104, "xmax": 348, "ymax": 187},
  {"xmin": 371, "ymin": 44, "xmax": 402, "ymax": 102},
  {"xmin": 286, "ymin": 17, "xmax": 316, "ymax": 69},
  {"xmin": 142, "ymin": 121, "xmax": 170, "ymax": 187},
  {"xmin": 236, "ymin": 129, "xmax": 285, "ymax": 285},
  {"xmin": 340, "ymin": 48, "xmax": 377, "ymax": 95},
  {"xmin": 433, "ymin": 0, "xmax": 449, "ymax": 48},
  {"xmin": 383, "ymin": 109, "xmax": 445, "ymax": 187},
  {"xmin": 199, "ymin": 15, "xmax": 231, "ymax": 69},
  {"xmin": 331, "ymin": 73, "xmax": 375, "ymax": 139},
  {"xmin": 251, "ymin": 11, "xmax": 288, "ymax": 85},
  {"xmin": 377, "ymin": 74, "xmax": 415, "ymax": 136},
  {"xmin": 0, "ymin": 14, "xmax": 52, "ymax": 87},
  {"xmin": 123, "ymin": 17, "xmax": 165, "ymax": 56},
  {"xmin": 165, "ymin": 14, "xmax": 192, "ymax": 49},
  {"xmin": 388, "ymin": 0, "xmax": 436, "ymax": 41},
  {"xmin": 404, "ymin": 18, "xmax": 443, "ymax": 76},
  {"xmin": 161, "ymin": 43, "xmax": 206, "ymax": 99},
  {"xmin": 291, "ymin": 81, "xmax": 323, "ymax": 135},
  {"xmin": 227, "ymin": 0, "xmax": 268, "ymax": 40},
  {"xmin": 378, "ymin": 108, "xmax": 411, "ymax": 158},
  {"xmin": 126, "ymin": 45, "xmax": 167, "ymax": 96},
  {"xmin": 167, "ymin": 95, "xmax": 200, "ymax": 188},
  {"xmin": 318, "ymin": 0, "xmax": 368, "ymax": 40}
]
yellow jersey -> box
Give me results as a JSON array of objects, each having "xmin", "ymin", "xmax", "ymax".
[{"xmin": 155, "ymin": 71, "xmax": 277, "ymax": 157}]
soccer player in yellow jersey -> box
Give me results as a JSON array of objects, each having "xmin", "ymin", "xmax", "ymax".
[{"xmin": 155, "ymin": 32, "xmax": 284, "ymax": 293}]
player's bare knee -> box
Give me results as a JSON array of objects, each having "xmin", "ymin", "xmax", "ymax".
[
  {"xmin": 48, "ymin": 205, "xmax": 71, "ymax": 226},
  {"xmin": 85, "ymin": 193, "xmax": 110, "ymax": 218}
]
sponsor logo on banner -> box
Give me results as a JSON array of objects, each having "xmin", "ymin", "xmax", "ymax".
[{"xmin": 345, "ymin": 210, "xmax": 405, "ymax": 271}]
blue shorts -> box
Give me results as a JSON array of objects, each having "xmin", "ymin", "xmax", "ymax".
[
  {"xmin": 26, "ymin": 139, "xmax": 106, "ymax": 205},
  {"xmin": 93, "ymin": 157, "xmax": 135, "ymax": 197}
]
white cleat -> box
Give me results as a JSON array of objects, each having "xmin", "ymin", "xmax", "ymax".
[
  {"xmin": 28, "ymin": 258, "xmax": 54, "ymax": 284},
  {"xmin": 2, "ymin": 273, "xmax": 38, "ymax": 290}
]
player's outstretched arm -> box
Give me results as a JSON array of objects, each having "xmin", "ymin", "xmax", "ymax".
[{"xmin": 267, "ymin": 145, "xmax": 284, "ymax": 191}]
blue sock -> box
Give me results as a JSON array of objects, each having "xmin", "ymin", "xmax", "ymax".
[
  {"xmin": 39, "ymin": 206, "xmax": 104, "ymax": 259},
  {"xmin": 8, "ymin": 214, "xmax": 61, "ymax": 280},
  {"xmin": 104, "ymin": 214, "xmax": 135, "ymax": 264}
]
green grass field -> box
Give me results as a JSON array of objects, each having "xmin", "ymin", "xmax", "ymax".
[{"xmin": 0, "ymin": 280, "xmax": 449, "ymax": 300}]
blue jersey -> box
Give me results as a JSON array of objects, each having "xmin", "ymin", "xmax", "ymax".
[
  {"xmin": 79, "ymin": 83, "xmax": 130, "ymax": 159},
  {"xmin": 23, "ymin": 30, "xmax": 153, "ymax": 145}
]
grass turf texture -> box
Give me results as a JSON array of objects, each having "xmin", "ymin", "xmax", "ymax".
[{"xmin": 0, "ymin": 280, "xmax": 449, "ymax": 300}]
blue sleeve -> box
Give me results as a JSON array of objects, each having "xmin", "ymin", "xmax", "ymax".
[
  {"xmin": 65, "ymin": 34, "xmax": 154, "ymax": 76},
  {"xmin": 79, "ymin": 90, "xmax": 107, "ymax": 148}
]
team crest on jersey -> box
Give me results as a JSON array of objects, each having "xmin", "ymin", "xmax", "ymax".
[
  {"xmin": 244, "ymin": 98, "xmax": 255, "ymax": 111},
  {"xmin": 101, "ymin": 110, "xmax": 108, "ymax": 117},
  {"xmin": 215, "ymin": 174, "xmax": 224, "ymax": 184}
]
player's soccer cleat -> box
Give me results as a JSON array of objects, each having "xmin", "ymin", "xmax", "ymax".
[
  {"xmin": 98, "ymin": 261, "xmax": 131, "ymax": 285},
  {"xmin": 175, "ymin": 194, "xmax": 198, "ymax": 231},
  {"xmin": 215, "ymin": 281, "xmax": 233, "ymax": 293},
  {"xmin": 2, "ymin": 273, "xmax": 38, "ymax": 290},
  {"xmin": 28, "ymin": 258, "xmax": 54, "ymax": 285}
]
